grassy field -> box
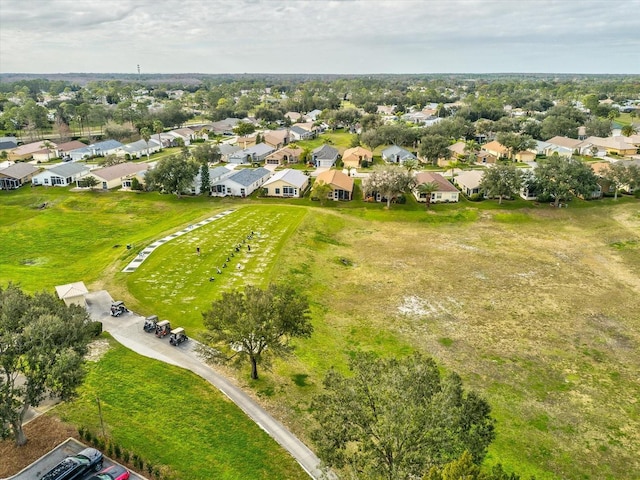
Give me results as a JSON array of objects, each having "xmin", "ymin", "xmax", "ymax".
[
  {"xmin": 3, "ymin": 186, "xmax": 640, "ymax": 479},
  {"xmin": 55, "ymin": 337, "xmax": 306, "ymax": 480}
]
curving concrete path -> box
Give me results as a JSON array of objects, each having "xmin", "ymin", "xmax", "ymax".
[
  {"xmin": 85, "ymin": 290, "xmax": 330, "ymax": 480},
  {"xmin": 122, "ymin": 209, "xmax": 235, "ymax": 273}
]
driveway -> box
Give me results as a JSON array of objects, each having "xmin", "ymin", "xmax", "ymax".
[{"xmin": 85, "ymin": 291, "xmax": 328, "ymax": 480}]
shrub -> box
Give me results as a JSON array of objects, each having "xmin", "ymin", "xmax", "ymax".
[
  {"xmin": 85, "ymin": 430, "xmax": 94, "ymax": 445},
  {"xmin": 106, "ymin": 441, "xmax": 114, "ymax": 457},
  {"xmin": 113, "ymin": 443, "xmax": 121, "ymax": 459},
  {"xmin": 122, "ymin": 450, "xmax": 130, "ymax": 463},
  {"xmin": 78, "ymin": 426, "xmax": 85, "ymax": 439},
  {"xmin": 88, "ymin": 321, "xmax": 102, "ymax": 336},
  {"xmin": 147, "ymin": 462, "xmax": 154, "ymax": 475}
]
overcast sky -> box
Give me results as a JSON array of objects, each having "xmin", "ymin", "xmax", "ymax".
[{"xmin": 1, "ymin": 0, "xmax": 639, "ymax": 75}]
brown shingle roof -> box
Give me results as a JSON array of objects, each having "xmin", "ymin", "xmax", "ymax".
[
  {"xmin": 414, "ymin": 172, "xmax": 458, "ymax": 192},
  {"xmin": 91, "ymin": 162, "xmax": 149, "ymax": 181}
]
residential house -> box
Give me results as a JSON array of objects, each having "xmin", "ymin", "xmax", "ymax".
[
  {"xmin": 305, "ymin": 109, "xmax": 323, "ymax": 122},
  {"xmin": 32, "ymin": 162, "xmax": 90, "ymax": 187},
  {"xmin": 54, "ymin": 141, "xmax": 87, "ymax": 160},
  {"xmin": 381, "ymin": 145, "xmax": 416, "ymax": 164},
  {"xmin": 545, "ymin": 136, "xmax": 582, "ymax": 156},
  {"xmin": 82, "ymin": 162, "xmax": 149, "ymax": 190},
  {"xmin": 218, "ymin": 144, "xmax": 242, "ymax": 162},
  {"xmin": 448, "ymin": 141, "xmax": 467, "ymax": 159},
  {"xmin": 454, "ymin": 170, "xmax": 485, "ymax": 197},
  {"xmin": 0, "ymin": 162, "xmax": 40, "ymax": 189},
  {"xmin": 481, "ymin": 140, "xmax": 509, "ymax": 160},
  {"xmin": 55, "ymin": 282, "xmax": 89, "ymax": 307},
  {"xmin": 0, "ymin": 137, "xmax": 18, "ymax": 153},
  {"xmin": 342, "ymin": 146, "xmax": 373, "ymax": 169},
  {"xmin": 413, "ymin": 172, "xmax": 459, "ymax": 203},
  {"xmin": 68, "ymin": 140, "xmax": 123, "ymax": 162},
  {"xmin": 580, "ymin": 136, "xmax": 638, "ymax": 156},
  {"xmin": 515, "ymin": 150, "xmax": 536, "ymax": 162},
  {"xmin": 262, "ymin": 169, "xmax": 309, "ymax": 197},
  {"xmin": 32, "ymin": 142, "xmax": 60, "ymax": 163},
  {"xmin": 311, "ymin": 145, "xmax": 339, "ymax": 168},
  {"xmin": 117, "ymin": 138, "xmax": 162, "ymax": 159},
  {"xmin": 263, "ymin": 129, "xmax": 290, "ymax": 150},
  {"xmin": 191, "ymin": 165, "xmax": 234, "ymax": 195},
  {"xmin": 285, "ymin": 112, "xmax": 303, "ymax": 122},
  {"xmin": 228, "ymin": 143, "xmax": 275, "ymax": 164},
  {"xmin": 210, "ymin": 167, "xmax": 271, "ymax": 197},
  {"xmin": 265, "ymin": 146, "xmax": 303, "ymax": 166},
  {"xmin": 210, "ymin": 118, "xmax": 241, "ymax": 136},
  {"xmin": 235, "ymin": 135, "xmax": 257, "ymax": 149},
  {"xmin": 314, "ymin": 169, "xmax": 353, "ymax": 201},
  {"xmin": 530, "ymin": 140, "xmax": 552, "ymax": 156},
  {"xmin": 289, "ymin": 124, "xmax": 316, "ymax": 141},
  {"xmin": 169, "ymin": 128, "xmax": 196, "ymax": 146},
  {"xmin": 8, "ymin": 141, "xmax": 49, "ymax": 161},
  {"xmin": 376, "ymin": 105, "xmax": 396, "ymax": 115},
  {"xmin": 475, "ymin": 151, "xmax": 498, "ymax": 165}
]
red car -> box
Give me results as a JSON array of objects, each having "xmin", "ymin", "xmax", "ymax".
[{"xmin": 87, "ymin": 465, "xmax": 130, "ymax": 480}]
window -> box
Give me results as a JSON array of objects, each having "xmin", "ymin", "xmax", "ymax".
[
  {"xmin": 283, "ymin": 186, "xmax": 295, "ymax": 196},
  {"xmin": 275, "ymin": 188, "xmax": 280, "ymax": 194}
]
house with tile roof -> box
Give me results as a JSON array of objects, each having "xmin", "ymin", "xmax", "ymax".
[
  {"xmin": 413, "ymin": 172, "xmax": 459, "ymax": 203},
  {"xmin": 314, "ymin": 169, "xmax": 353, "ymax": 201},
  {"xmin": 342, "ymin": 146, "xmax": 373, "ymax": 169},
  {"xmin": 265, "ymin": 145, "xmax": 303, "ymax": 166},
  {"xmin": 453, "ymin": 170, "xmax": 485, "ymax": 197},
  {"xmin": 263, "ymin": 129, "xmax": 290, "ymax": 149},
  {"xmin": 68, "ymin": 140, "xmax": 124, "ymax": 162},
  {"xmin": 262, "ymin": 169, "xmax": 309, "ymax": 198},
  {"xmin": 7, "ymin": 141, "xmax": 50, "ymax": 161}
]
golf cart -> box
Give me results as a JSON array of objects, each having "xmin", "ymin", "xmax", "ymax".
[
  {"xmin": 143, "ymin": 315, "xmax": 158, "ymax": 332},
  {"xmin": 155, "ymin": 320, "xmax": 171, "ymax": 338},
  {"xmin": 110, "ymin": 301, "xmax": 128, "ymax": 317},
  {"xmin": 169, "ymin": 327, "xmax": 188, "ymax": 346}
]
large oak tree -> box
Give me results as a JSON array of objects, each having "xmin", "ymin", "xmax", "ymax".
[
  {"xmin": 200, "ymin": 284, "xmax": 312, "ymax": 380},
  {"xmin": 0, "ymin": 284, "xmax": 95, "ymax": 446}
]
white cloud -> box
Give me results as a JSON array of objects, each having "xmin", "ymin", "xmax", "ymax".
[{"xmin": 1, "ymin": 0, "xmax": 639, "ymax": 73}]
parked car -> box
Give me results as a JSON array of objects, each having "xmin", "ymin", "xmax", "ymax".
[
  {"xmin": 41, "ymin": 447, "xmax": 103, "ymax": 480},
  {"xmin": 87, "ymin": 464, "xmax": 130, "ymax": 480}
]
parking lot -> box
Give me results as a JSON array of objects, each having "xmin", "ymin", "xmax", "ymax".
[{"xmin": 8, "ymin": 438, "xmax": 146, "ymax": 480}]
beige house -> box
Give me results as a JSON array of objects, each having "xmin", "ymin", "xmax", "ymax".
[
  {"xmin": 413, "ymin": 172, "xmax": 459, "ymax": 203},
  {"xmin": 342, "ymin": 146, "xmax": 373, "ymax": 168},
  {"xmin": 580, "ymin": 136, "xmax": 638, "ymax": 156},
  {"xmin": 315, "ymin": 169, "xmax": 354, "ymax": 201},
  {"xmin": 264, "ymin": 129, "xmax": 290, "ymax": 150},
  {"xmin": 475, "ymin": 151, "xmax": 498, "ymax": 165},
  {"xmin": 262, "ymin": 169, "xmax": 309, "ymax": 197},
  {"xmin": 236, "ymin": 135, "xmax": 257, "ymax": 149},
  {"xmin": 8, "ymin": 141, "xmax": 50, "ymax": 161},
  {"xmin": 55, "ymin": 281, "xmax": 89, "ymax": 307},
  {"xmin": 0, "ymin": 162, "xmax": 40, "ymax": 189},
  {"xmin": 454, "ymin": 170, "xmax": 485, "ymax": 197},
  {"xmin": 83, "ymin": 162, "xmax": 150, "ymax": 190},
  {"xmin": 265, "ymin": 146, "xmax": 303, "ymax": 166},
  {"xmin": 515, "ymin": 150, "xmax": 536, "ymax": 162},
  {"xmin": 481, "ymin": 140, "xmax": 509, "ymax": 160}
]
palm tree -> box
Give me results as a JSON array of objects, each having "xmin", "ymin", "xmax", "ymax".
[
  {"xmin": 621, "ymin": 125, "xmax": 637, "ymax": 137},
  {"xmin": 140, "ymin": 127, "xmax": 151, "ymax": 160},
  {"xmin": 153, "ymin": 120, "xmax": 164, "ymax": 148},
  {"xmin": 41, "ymin": 140, "xmax": 55, "ymax": 162},
  {"xmin": 417, "ymin": 182, "xmax": 439, "ymax": 209}
]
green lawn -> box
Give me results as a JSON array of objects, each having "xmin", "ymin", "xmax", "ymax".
[
  {"xmin": 4, "ymin": 186, "xmax": 640, "ymax": 479},
  {"xmin": 55, "ymin": 337, "xmax": 306, "ymax": 480},
  {"xmin": 124, "ymin": 205, "xmax": 307, "ymax": 336}
]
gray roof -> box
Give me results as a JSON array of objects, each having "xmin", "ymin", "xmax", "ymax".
[
  {"xmin": 209, "ymin": 166, "xmax": 233, "ymax": 180},
  {"xmin": 0, "ymin": 140, "xmax": 18, "ymax": 150},
  {"xmin": 218, "ymin": 144, "xmax": 241, "ymax": 155},
  {"xmin": 290, "ymin": 126, "xmax": 308, "ymax": 135},
  {"xmin": 382, "ymin": 145, "xmax": 415, "ymax": 159},
  {"xmin": 0, "ymin": 162, "xmax": 39, "ymax": 178},
  {"xmin": 312, "ymin": 144, "xmax": 339, "ymax": 160},
  {"xmin": 263, "ymin": 169, "xmax": 309, "ymax": 189},
  {"xmin": 121, "ymin": 138, "xmax": 161, "ymax": 154},
  {"xmin": 91, "ymin": 139, "xmax": 124, "ymax": 151},
  {"xmin": 246, "ymin": 143, "xmax": 275, "ymax": 156},
  {"xmin": 227, "ymin": 167, "xmax": 271, "ymax": 187},
  {"xmin": 45, "ymin": 162, "xmax": 89, "ymax": 177}
]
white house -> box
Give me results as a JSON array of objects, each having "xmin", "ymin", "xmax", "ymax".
[
  {"xmin": 211, "ymin": 167, "xmax": 271, "ymax": 197},
  {"xmin": 413, "ymin": 172, "xmax": 459, "ymax": 203},
  {"xmin": 190, "ymin": 165, "xmax": 234, "ymax": 195},
  {"xmin": 381, "ymin": 145, "xmax": 416, "ymax": 164},
  {"xmin": 228, "ymin": 143, "xmax": 275, "ymax": 165},
  {"xmin": 32, "ymin": 162, "xmax": 91, "ymax": 187},
  {"xmin": 453, "ymin": 170, "xmax": 485, "ymax": 197},
  {"xmin": 311, "ymin": 145, "xmax": 339, "ymax": 168},
  {"xmin": 117, "ymin": 138, "xmax": 162, "ymax": 159}
]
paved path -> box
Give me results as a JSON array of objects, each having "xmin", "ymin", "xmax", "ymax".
[
  {"xmin": 85, "ymin": 291, "xmax": 329, "ymax": 480},
  {"xmin": 122, "ymin": 209, "xmax": 234, "ymax": 273}
]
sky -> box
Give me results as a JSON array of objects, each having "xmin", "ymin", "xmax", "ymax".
[{"xmin": 1, "ymin": 0, "xmax": 639, "ymax": 75}]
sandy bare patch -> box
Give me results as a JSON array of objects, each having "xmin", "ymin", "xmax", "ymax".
[{"xmin": 85, "ymin": 338, "xmax": 111, "ymax": 362}]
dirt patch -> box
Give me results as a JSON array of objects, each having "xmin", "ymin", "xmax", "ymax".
[
  {"xmin": 0, "ymin": 415, "xmax": 78, "ymax": 478},
  {"xmin": 86, "ymin": 338, "xmax": 111, "ymax": 362}
]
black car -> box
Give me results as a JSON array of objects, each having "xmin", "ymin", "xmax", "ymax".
[{"xmin": 41, "ymin": 447, "xmax": 104, "ymax": 480}]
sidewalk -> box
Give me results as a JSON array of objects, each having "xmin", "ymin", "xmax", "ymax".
[{"xmin": 85, "ymin": 291, "xmax": 328, "ymax": 480}]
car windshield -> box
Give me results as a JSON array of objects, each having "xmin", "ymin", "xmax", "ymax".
[
  {"xmin": 75, "ymin": 455, "xmax": 90, "ymax": 465},
  {"xmin": 95, "ymin": 475, "xmax": 112, "ymax": 480}
]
